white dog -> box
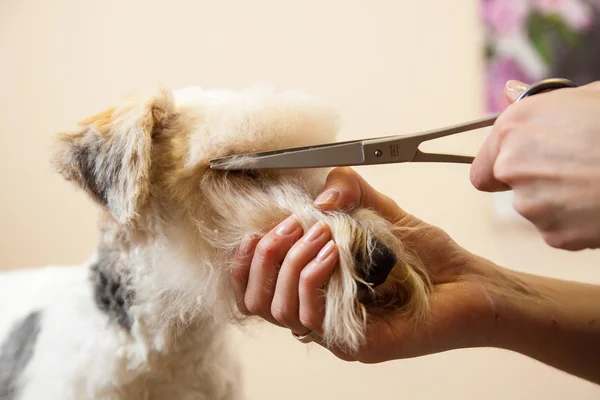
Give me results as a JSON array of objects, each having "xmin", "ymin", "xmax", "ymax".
[{"xmin": 0, "ymin": 85, "xmax": 430, "ymax": 399}]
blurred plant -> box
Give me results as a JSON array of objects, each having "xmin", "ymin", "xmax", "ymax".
[{"xmin": 483, "ymin": 0, "xmax": 600, "ymax": 112}]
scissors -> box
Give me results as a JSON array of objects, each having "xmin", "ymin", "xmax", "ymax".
[{"xmin": 209, "ymin": 78, "xmax": 577, "ymax": 171}]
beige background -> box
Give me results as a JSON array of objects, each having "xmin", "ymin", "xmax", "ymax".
[{"xmin": 1, "ymin": 0, "xmax": 599, "ymax": 398}]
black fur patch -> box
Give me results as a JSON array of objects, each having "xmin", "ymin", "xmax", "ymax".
[
  {"xmin": 0, "ymin": 311, "xmax": 42, "ymax": 400},
  {"xmin": 73, "ymin": 143, "xmax": 108, "ymax": 207},
  {"xmin": 90, "ymin": 245, "xmax": 135, "ymax": 330},
  {"xmin": 72, "ymin": 140, "xmax": 123, "ymax": 209},
  {"xmin": 354, "ymin": 238, "xmax": 397, "ymax": 288}
]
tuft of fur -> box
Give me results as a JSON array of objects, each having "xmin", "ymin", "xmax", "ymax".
[{"xmin": 1, "ymin": 85, "xmax": 431, "ymax": 398}]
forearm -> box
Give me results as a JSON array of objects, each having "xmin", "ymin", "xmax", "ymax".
[{"xmin": 488, "ymin": 266, "xmax": 600, "ymax": 384}]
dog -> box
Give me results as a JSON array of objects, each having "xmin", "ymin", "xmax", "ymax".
[{"xmin": 0, "ymin": 85, "xmax": 431, "ymax": 399}]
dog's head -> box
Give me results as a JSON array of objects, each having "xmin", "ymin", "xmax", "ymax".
[
  {"xmin": 52, "ymin": 86, "xmax": 339, "ymax": 235},
  {"xmin": 52, "ymin": 85, "xmax": 429, "ymax": 342}
]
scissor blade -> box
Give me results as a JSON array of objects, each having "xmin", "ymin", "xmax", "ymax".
[{"xmin": 209, "ymin": 141, "xmax": 366, "ymax": 170}]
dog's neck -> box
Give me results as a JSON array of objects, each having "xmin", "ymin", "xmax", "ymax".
[
  {"xmin": 91, "ymin": 214, "xmax": 231, "ymax": 341},
  {"xmin": 85, "ymin": 218, "xmax": 242, "ymax": 396}
]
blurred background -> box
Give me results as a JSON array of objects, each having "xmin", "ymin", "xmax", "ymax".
[{"xmin": 1, "ymin": 0, "xmax": 599, "ymax": 398}]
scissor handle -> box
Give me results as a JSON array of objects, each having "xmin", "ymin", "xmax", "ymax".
[
  {"xmin": 404, "ymin": 77, "xmax": 578, "ymax": 164},
  {"xmin": 515, "ymin": 77, "xmax": 577, "ymax": 102}
]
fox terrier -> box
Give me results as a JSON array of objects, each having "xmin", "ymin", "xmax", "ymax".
[{"xmin": 0, "ymin": 85, "xmax": 431, "ymax": 399}]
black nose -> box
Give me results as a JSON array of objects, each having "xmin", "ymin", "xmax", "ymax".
[{"xmin": 355, "ymin": 239, "xmax": 397, "ymax": 288}]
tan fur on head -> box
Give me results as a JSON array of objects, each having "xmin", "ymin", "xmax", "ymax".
[
  {"xmin": 52, "ymin": 85, "xmax": 431, "ymax": 354},
  {"xmin": 53, "ymin": 88, "xmax": 174, "ymax": 226}
]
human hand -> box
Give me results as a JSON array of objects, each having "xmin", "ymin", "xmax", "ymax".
[
  {"xmin": 471, "ymin": 80, "xmax": 600, "ymax": 251},
  {"xmin": 229, "ymin": 167, "xmax": 503, "ymax": 363}
]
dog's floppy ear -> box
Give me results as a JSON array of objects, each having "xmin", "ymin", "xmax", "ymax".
[{"xmin": 53, "ymin": 88, "xmax": 174, "ymax": 225}]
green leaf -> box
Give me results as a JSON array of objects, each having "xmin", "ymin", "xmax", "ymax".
[
  {"xmin": 526, "ymin": 11, "xmax": 583, "ymax": 67},
  {"xmin": 527, "ymin": 12, "xmax": 554, "ymax": 65}
]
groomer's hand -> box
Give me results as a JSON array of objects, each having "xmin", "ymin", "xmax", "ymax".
[
  {"xmin": 470, "ymin": 80, "xmax": 600, "ymax": 250},
  {"xmin": 230, "ymin": 167, "xmax": 503, "ymax": 363}
]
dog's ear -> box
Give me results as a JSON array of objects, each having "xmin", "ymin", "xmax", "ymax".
[{"xmin": 53, "ymin": 88, "xmax": 174, "ymax": 225}]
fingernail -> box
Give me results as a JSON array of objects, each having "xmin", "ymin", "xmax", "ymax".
[
  {"xmin": 276, "ymin": 215, "xmax": 300, "ymax": 236},
  {"xmin": 317, "ymin": 240, "xmax": 336, "ymax": 261},
  {"xmin": 314, "ymin": 187, "xmax": 340, "ymax": 207},
  {"xmin": 239, "ymin": 235, "xmax": 256, "ymax": 256},
  {"xmin": 304, "ymin": 222, "xmax": 326, "ymax": 242},
  {"xmin": 505, "ymin": 80, "xmax": 529, "ymax": 101}
]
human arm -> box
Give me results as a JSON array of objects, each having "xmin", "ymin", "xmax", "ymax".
[
  {"xmin": 470, "ymin": 80, "xmax": 600, "ymax": 251},
  {"xmin": 230, "ymin": 167, "xmax": 600, "ymax": 384},
  {"xmin": 489, "ymin": 267, "xmax": 600, "ymax": 384}
]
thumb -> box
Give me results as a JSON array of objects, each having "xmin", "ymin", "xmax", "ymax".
[
  {"xmin": 313, "ymin": 167, "xmax": 418, "ymax": 227},
  {"xmin": 505, "ymin": 80, "xmax": 529, "ymax": 104}
]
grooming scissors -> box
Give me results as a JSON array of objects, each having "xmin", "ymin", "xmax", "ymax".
[{"xmin": 209, "ymin": 78, "xmax": 576, "ymax": 171}]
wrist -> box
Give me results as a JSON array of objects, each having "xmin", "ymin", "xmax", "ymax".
[
  {"xmin": 480, "ymin": 265, "xmax": 600, "ymax": 380},
  {"xmin": 451, "ymin": 256, "xmax": 555, "ymax": 352},
  {"xmin": 482, "ymin": 267, "xmax": 555, "ymax": 353}
]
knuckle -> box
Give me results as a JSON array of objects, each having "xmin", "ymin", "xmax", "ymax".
[
  {"xmin": 254, "ymin": 237, "xmax": 280, "ymax": 261},
  {"xmin": 542, "ymin": 229, "xmax": 584, "ymax": 251},
  {"xmin": 244, "ymin": 294, "xmax": 269, "ymax": 317},
  {"xmin": 498, "ymin": 99, "xmax": 532, "ymax": 126},
  {"xmin": 491, "ymin": 143, "xmax": 510, "ymax": 169},
  {"xmin": 493, "ymin": 151, "xmax": 518, "ymax": 184},
  {"xmin": 493, "ymin": 123, "xmax": 512, "ymax": 143},
  {"xmin": 298, "ymin": 310, "xmax": 320, "ymax": 331},
  {"xmin": 512, "ymin": 194, "xmax": 551, "ymax": 224},
  {"xmin": 330, "ymin": 166, "xmax": 357, "ymax": 181},
  {"xmin": 230, "ymin": 264, "xmax": 248, "ymax": 283},
  {"xmin": 542, "ymin": 231, "xmax": 568, "ymax": 250},
  {"xmin": 270, "ymin": 302, "xmax": 294, "ymax": 326},
  {"xmin": 284, "ymin": 244, "xmax": 306, "ymax": 266},
  {"xmin": 299, "ymin": 267, "xmax": 321, "ymax": 292},
  {"xmin": 512, "ymin": 195, "xmax": 536, "ymax": 220}
]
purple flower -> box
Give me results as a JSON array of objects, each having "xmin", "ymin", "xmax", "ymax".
[
  {"xmin": 487, "ymin": 57, "xmax": 533, "ymax": 113},
  {"xmin": 483, "ymin": 0, "xmax": 529, "ymax": 34}
]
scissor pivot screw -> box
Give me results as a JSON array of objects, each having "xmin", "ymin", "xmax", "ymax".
[{"xmin": 374, "ymin": 149, "xmax": 382, "ymax": 157}]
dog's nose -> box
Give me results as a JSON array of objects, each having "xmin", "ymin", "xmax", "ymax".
[{"xmin": 355, "ymin": 239, "xmax": 397, "ymax": 288}]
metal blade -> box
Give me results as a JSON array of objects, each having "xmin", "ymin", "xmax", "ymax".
[{"xmin": 209, "ymin": 141, "xmax": 366, "ymax": 170}]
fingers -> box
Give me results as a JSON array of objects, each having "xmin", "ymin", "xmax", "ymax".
[
  {"xmin": 230, "ymin": 235, "xmax": 260, "ymax": 315},
  {"xmin": 271, "ymin": 221, "xmax": 333, "ymax": 334},
  {"xmin": 470, "ymin": 126, "xmax": 511, "ymax": 192},
  {"xmin": 313, "ymin": 167, "xmax": 415, "ymax": 226},
  {"xmin": 230, "ymin": 217, "xmax": 339, "ymax": 337},
  {"xmin": 298, "ymin": 240, "xmax": 339, "ymax": 335},
  {"xmin": 470, "ymin": 80, "xmax": 529, "ymax": 192},
  {"xmin": 505, "ymin": 80, "xmax": 528, "ymax": 103},
  {"xmin": 236, "ymin": 215, "xmax": 304, "ymax": 325}
]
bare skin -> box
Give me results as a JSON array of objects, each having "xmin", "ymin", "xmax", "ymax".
[
  {"xmin": 471, "ymin": 80, "xmax": 600, "ymax": 250},
  {"xmin": 230, "ymin": 80, "xmax": 600, "ymax": 384},
  {"xmin": 231, "ymin": 167, "xmax": 600, "ymax": 383}
]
